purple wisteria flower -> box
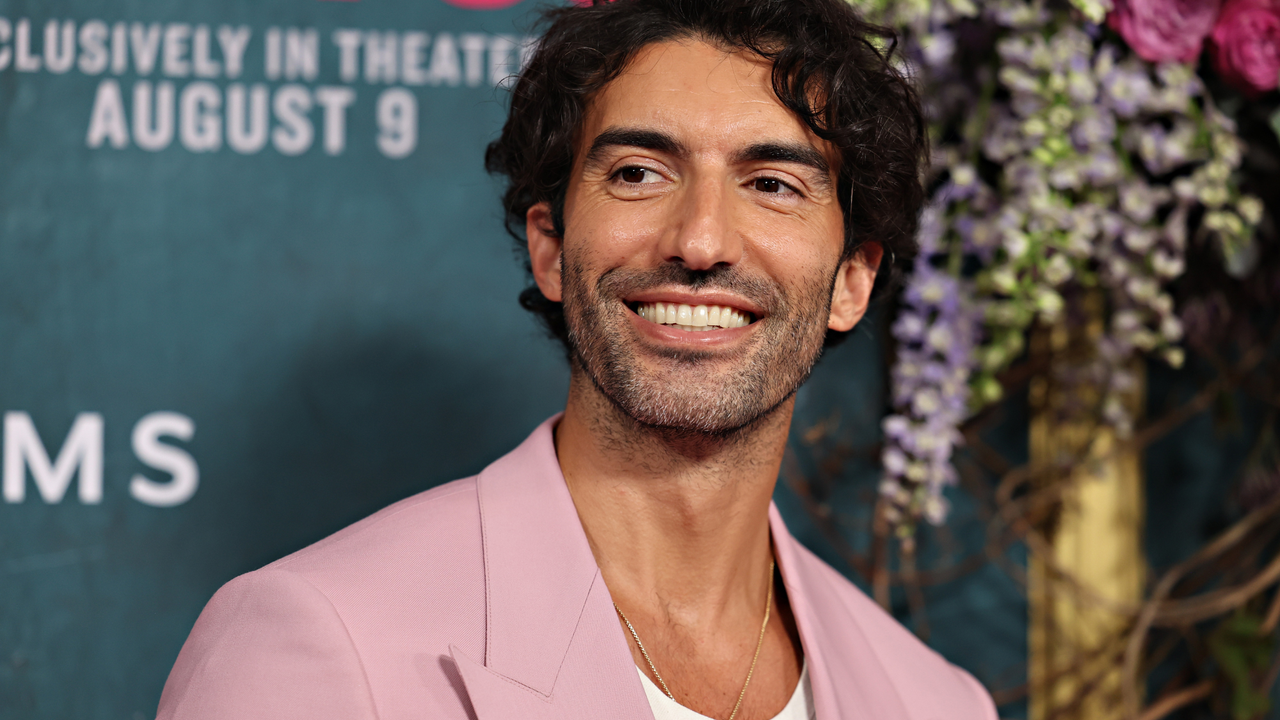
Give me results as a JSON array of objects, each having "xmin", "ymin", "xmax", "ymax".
[
  {"xmin": 882, "ymin": 240, "xmax": 982, "ymax": 529},
  {"xmin": 846, "ymin": 0, "xmax": 1262, "ymax": 533},
  {"xmin": 1072, "ymin": 108, "xmax": 1118, "ymax": 148},
  {"xmin": 1100, "ymin": 54, "xmax": 1156, "ymax": 117}
]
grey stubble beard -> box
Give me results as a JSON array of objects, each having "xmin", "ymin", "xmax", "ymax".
[{"xmin": 560, "ymin": 255, "xmax": 837, "ymax": 442}]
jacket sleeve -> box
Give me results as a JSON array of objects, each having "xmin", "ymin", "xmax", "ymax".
[
  {"xmin": 956, "ymin": 666, "xmax": 1000, "ymax": 720},
  {"xmin": 157, "ymin": 568, "xmax": 378, "ymax": 720}
]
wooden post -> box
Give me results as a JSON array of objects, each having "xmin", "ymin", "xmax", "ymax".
[{"xmin": 1028, "ymin": 300, "xmax": 1145, "ymax": 720}]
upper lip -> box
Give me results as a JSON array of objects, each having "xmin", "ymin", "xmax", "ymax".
[{"xmin": 624, "ymin": 289, "xmax": 765, "ymax": 318}]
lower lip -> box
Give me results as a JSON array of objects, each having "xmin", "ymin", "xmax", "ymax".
[{"xmin": 628, "ymin": 307, "xmax": 757, "ymax": 347}]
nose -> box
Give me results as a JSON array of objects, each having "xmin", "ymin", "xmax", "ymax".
[{"xmin": 658, "ymin": 175, "xmax": 743, "ymax": 271}]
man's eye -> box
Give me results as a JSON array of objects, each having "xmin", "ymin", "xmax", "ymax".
[
  {"xmin": 616, "ymin": 167, "xmax": 657, "ymax": 184},
  {"xmin": 752, "ymin": 177, "xmax": 795, "ymax": 195}
]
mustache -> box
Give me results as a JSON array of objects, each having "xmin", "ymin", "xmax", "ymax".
[{"xmin": 596, "ymin": 262, "xmax": 782, "ymax": 314}]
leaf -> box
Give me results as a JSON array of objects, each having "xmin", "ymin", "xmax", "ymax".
[
  {"xmin": 1208, "ymin": 612, "xmax": 1276, "ymax": 720},
  {"xmin": 1270, "ymin": 106, "xmax": 1280, "ymax": 146},
  {"xmin": 1068, "ymin": 0, "xmax": 1111, "ymax": 23}
]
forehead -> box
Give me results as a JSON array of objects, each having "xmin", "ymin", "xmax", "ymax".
[{"xmin": 580, "ymin": 39, "xmax": 834, "ymax": 162}]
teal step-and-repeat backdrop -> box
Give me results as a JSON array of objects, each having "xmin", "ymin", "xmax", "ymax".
[
  {"xmin": 0, "ymin": 1, "xmax": 570, "ymax": 716},
  {"xmin": 0, "ymin": 2, "xmax": 1024, "ymax": 718}
]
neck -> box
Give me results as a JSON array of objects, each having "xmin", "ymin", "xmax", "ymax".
[{"xmin": 555, "ymin": 369, "xmax": 792, "ymax": 621}]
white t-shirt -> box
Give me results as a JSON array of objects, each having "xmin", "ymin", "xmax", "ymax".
[{"xmin": 637, "ymin": 662, "xmax": 815, "ymax": 720}]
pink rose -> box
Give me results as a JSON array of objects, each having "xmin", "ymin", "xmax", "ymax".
[
  {"xmin": 1211, "ymin": 0, "xmax": 1280, "ymax": 96},
  {"xmin": 1108, "ymin": 0, "xmax": 1223, "ymax": 63}
]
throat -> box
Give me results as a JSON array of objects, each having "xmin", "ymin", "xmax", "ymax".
[{"xmin": 614, "ymin": 556, "xmax": 807, "ymax": 720}]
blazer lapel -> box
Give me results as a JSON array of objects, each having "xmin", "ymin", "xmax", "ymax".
[
  {"xmin": 770, "ymin": 505, "xmax": 911, "ymax": 720},
  {"xmin": 452, "ymin": 417, "xmax": 653, "ymax": 720},
  {"xmin": 450, "ymin": 644, "xmax": 560, "ymax": 720},
  {"xmin": 452, "ymin": 417, "xmax": 911, "ymax": 720}
]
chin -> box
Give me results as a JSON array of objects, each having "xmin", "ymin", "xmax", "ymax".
[{"xmin": 582, "ymin": 359, "xmax": 800, "ymax": 438}]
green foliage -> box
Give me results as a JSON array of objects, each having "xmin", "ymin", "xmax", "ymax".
[{"xmin": 1207, "ymin": 611, "xmax": 1276, "ymax": 720}]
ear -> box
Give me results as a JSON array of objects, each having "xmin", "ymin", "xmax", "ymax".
[
  {"xmin": 526, "ymin": 202, "xmax": 564, "ymax": 303},
  {"xmin": 828, "ymin": 242, "xmax": 883, "ymax": 332}
]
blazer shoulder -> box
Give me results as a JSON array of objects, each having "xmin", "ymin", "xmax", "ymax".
[
  {"xmin": 785, "ymin": 540, "xmax": 998, "ymax": 720},
  {"xmin": 158, "ymin": 567, "xmax": 379, "ymax": 720},
  {"xmin": 267, "ymin": 476, "xmax": 482, "ymax": 577},
  {"xmin": 161, "ymin": 477, "xmax": 489, "ymax": 720}
]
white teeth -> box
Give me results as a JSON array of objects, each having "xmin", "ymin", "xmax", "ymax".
[
  {"xmin": 691, "ymin": 305, "xmax": 708, "ymax": 327},
  {"xmin": 634, "ymin": 302, "xmax": 753, "ymax": 329}
]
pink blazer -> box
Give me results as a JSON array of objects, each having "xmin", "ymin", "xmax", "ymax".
[{"xmin": 157, "ymin": 417, "xmax": 997, "ymax": 720}]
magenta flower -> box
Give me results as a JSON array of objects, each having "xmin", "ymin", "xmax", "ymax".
[
  {"xmin": 1211, "ymin": 0, "xmax": 1280, "ymax": 96},
  {"xmin": 1107, "ymin": 0, "xmax": 1223, "ymax": 63}
]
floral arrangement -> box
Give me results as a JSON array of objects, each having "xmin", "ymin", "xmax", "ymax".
[{"xmin": 858, "ymin": 0, "xmax": 1275, "ymax": 536}]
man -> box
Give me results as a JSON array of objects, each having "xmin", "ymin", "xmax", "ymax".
[{"xmin": 158, "ymin": 0, "xmax": 998, "ymax": 718}]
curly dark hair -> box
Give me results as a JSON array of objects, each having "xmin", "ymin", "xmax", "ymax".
[{"xmin": 485, "ymin": 0, "xmax": 928, "ymax": 350}]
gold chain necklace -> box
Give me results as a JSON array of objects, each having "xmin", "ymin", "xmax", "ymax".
[{"xmin": 613, "ymin": 560, "xmax": 775, "ymax": 720}]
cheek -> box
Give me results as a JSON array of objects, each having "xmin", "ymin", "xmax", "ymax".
[
  {"xmin": 746, "ymin": 213, "xmax": 844, "ymax": 291},
  {"xmin": 566, "ymin": 194, "xmax": 670, "ymax": 267}
]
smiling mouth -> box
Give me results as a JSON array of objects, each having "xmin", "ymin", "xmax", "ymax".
[{"xmin": 632, "ymin": 301, "xmax": 756, "ymax": 331}]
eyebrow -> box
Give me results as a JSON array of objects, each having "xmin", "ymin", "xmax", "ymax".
[
  {"xmin": 584, "ymin": 127, "xmax": 688, "ymax": 165},
  {"xmin": 583, "ymin": 126, "xmax": 834, "ymax": 190},
  {"xmin": 732, "ymin": 142, "xmax": 832, "ymax": 189}
]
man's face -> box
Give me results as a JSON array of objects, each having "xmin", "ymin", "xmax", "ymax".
[{"xmin": 528, "ymin": 39, "xmax": 877, "ymax": 435}]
